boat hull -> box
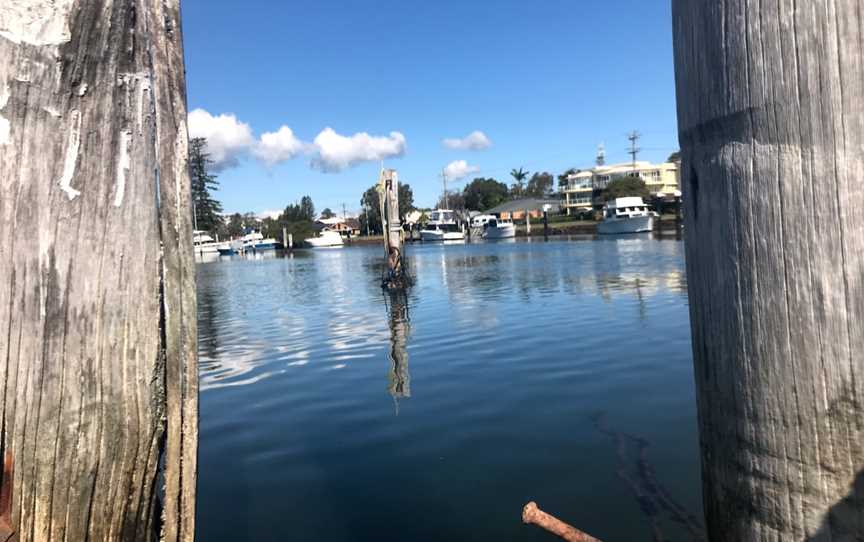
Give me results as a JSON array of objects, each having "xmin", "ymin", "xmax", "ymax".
[
  {"xmin": 307, "ymin": 239, "xmax": 343, "ymax": 248},
  {"xmin": 483, "ymin": 224, "xmax": 516, "ymax": 239},
  {"xmin": 194, "ymin": 244, "xmax": 220, "ymax": 254},
  {"xmin": 420, "ymin": 230, "xmax": 464, "ymax": 242},
  {"xmin": 597, "ymin": 215, "xmax": 653, "ymax": 234},
  {"xmin": 307, "ymin": 231, "xmax": 344, "ymax": 247}
]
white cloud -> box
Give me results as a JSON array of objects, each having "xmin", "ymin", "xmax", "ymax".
[
  {"xmin": 444, "ymin": 159, "xmax": 480, "ymax": 181},
  {"xmin": 253, "ymin": 126, "xmax": 307, "ymax": 166},
  {"xmin": 187, "ymin": 109, "xmax": 407, "ymax": 173},
  {"xmin": 442, "ymin": 130, "xmax": 492, "ymax": 151},
  {"xmin": 311, "ymin": 128, "xmax": 407, "ymax": 172},
  {"xmin": 187, "ymin": 108, "xmax": 255, "ymax": 170}
]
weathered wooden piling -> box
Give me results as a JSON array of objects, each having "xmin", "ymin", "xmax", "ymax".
[
  {"xmin": 673, "ymin": 1, "xmax": 864, "ymax": 539},
  {"xmin": 0, "ymin": 1, "xmax": 197, "ymax": 540},
  {"xmin": 379, "ymin": 169, "xmax": 406, "ymax": 288}
]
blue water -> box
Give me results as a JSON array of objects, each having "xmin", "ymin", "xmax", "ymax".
[{"xmin": 196, "ymin": 235, "xmax": 702, "ymax": 541}]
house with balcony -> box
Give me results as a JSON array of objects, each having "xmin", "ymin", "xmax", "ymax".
[{"xmin": 561, "ymin": 161, "xmax": 681, "ymax": 215}]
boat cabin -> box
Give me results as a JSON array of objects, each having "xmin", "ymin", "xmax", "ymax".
[
  {"xmin": 428, "ymin": 210, "xmax": 456, "ymax": 223},
  {"xmin": 603, "ymin": 197, "xmax": 650, "ymax": 219}
]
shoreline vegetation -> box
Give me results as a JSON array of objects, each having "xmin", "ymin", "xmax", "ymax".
[{"xmin": 189, "ymin": 139, "xmax": 683, "ymax": 249}]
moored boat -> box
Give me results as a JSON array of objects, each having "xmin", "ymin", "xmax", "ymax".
[
  {"xmin": 306, "ymin": 229, "xmax": 344, "ymax": 248},
  {"xmin": 597, "ymin": 197, "xmax": 653, "ymax": 234},
  {"xmin": 420, "ymin": 209, "xmax": 465, "ymax": 241},
  {"xmin": 216, "ymin": 240, "xmax": 243, "ymax": 255},
  {"xmin": 241, "ymin": 231, "xmax": 279, "ymax": 251},
  {"xmin": 194, "ymin": 230, "xmax": 220, "ymax": 255},
  {"xmin": 482, "ymin": 217, "xmax": 516, "ymax": 239}
]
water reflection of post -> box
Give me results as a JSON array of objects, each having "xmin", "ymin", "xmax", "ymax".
[{"xmin": 385, "ymin": 290, "xmax": 411, "ymax": 407}]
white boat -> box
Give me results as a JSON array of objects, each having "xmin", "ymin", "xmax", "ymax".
[
  {"xmin": 482, "ymin": 217, "xmax": 516, "ymax": 239},
  {"xmin": 306, "ymin": 229, "xmax": 344, "ymax": 248},
  {"xmin": 193, "ymin": 230, "xmax": 220, "ymax": 255},
  {"xmin": 241, "ymin": 231, "xmax": 279, "ymax": 251},
  {"xmin": 216, "ymin": 239, "xmax": 243, "ymax": 256},
  {"xmin": 470, "ymin": 214, "xmax": 496, "ymax": 228},
  {"xmin": 597, "ymin": 197, "xmax": 654, "ymax": 234},
  {"xmin": 420, "ymin": 209, "xmax": 465, "ymax": 241}
]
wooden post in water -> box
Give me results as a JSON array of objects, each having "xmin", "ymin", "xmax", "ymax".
[
  {"xmin": 379, "ymin": 169, "xmax": 405, "ymax": 287},
  {"xmin": 673, "ymin": 1, "xmax": 864, "ymax": 539},
  {"xmin": 0, "ymin": 1, "xmax": 197, "ymax": 540}
]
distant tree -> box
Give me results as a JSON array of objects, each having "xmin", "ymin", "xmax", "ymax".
[
  {"xmin": 189, "ymin": 137, "xmax": 223, "ymax": 233},
  {"xmin": 557, "ymin": 168, "xmax": 579, "ymax": 190},
  {"xmin": 282, "ymin": 196, "xmax": 316, "ymax": 223},
  {"xmin": 225, "ymin": 213, "xmax": 244, "ymax": 237},
  {"xmin": 604, "ymin": 175, "xmax": 650, "ymax": 201},
  {"xmin": 398, "ymin": 183, "xmax": 414, "ymax": 220},
  {"xmin": 266, "ymin": 196, "xmax": 318, "ymax": 241},
  {"xmin": 360, "ymin": 185, "xmax": 382, "ymax": 235},
  {"xmin": 242, "ymin": 212, "xmax": 260, "ymax": 227},
  {"xmin": 437, "ymin": 190, "xmax": 465, "ymax": 210},
  {"xmin": 463, "ymin": 177, "xmax": 510, "ymax": 211},
  {"xmin": 320, "ymin": 208, "xmax": 335, "ymax": 219},
  {"xmin": 525, "ymin": 171, "xmax": 554, "ymax": 197},
  {"xmin": 300, "ymin": 195, "xmax": 315, "ymax": 221},
  {"xmin": 509, "ymin": 167, "xmax": 530, "ymax": 198},
  {"xmin": 667, "ymin": 150, "xmax": 681, "ymax": 163}
]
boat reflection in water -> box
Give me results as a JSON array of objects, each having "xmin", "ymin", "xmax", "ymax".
[{"xmin": 384, "ymin": 289, "xmax": 411, "ymax": 409}]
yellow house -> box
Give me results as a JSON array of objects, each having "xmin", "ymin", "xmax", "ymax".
[{"xmin": 562, "ymin": 161, "xmax": 681, "ymax": 215}]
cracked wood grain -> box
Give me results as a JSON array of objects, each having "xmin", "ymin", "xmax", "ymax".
[
  {"xmin": 0, "ymin": 1, "xmax": 197, "ymax": 540},
  {"xmin": 672, "ymin": 1, "xmax": 864, "ymax": 540}
]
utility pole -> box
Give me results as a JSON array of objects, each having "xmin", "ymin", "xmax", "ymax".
[
  {"xmin": 626, "ymin": 131, "xmax": 641, "ymax": 171},
  {"xmin": 341, "ymin": 202, "xmax": 347, "ymax": 236},
  {"xmin": 596, "ymin": 142, "xmax": 606, "ymax": 167}
]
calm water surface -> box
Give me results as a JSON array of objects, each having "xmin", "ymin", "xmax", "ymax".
[{"xmin": 196, "ymin": 236, "xmax": 702, "ymax": 541}]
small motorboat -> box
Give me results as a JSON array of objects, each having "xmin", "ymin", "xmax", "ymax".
[
  {"xmin": 482, "ymin": 217, "xmax": 516, "ymax": 239},
  {"xmin": 306, "ymin": 229, "xmax": 344, "ymax": 248},
  {"xmin": 216, "ymin": 240, "xmax": 243, "ymax": 255},
  {"xmin": 241, "ymin": 231, "xmax": 279, "ymax": 251}
]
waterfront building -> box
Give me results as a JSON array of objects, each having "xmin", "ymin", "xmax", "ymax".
[
  {"xmin": 317, "ymin": 216, "xmax": 360, "ymax": 237},
  {"xmin": 486, "ymin": 198, "xmax": 562, "ymax": 221},
  {"xmin": 562, "ymin": 161, "xmax": 681, "ymax": 215}
]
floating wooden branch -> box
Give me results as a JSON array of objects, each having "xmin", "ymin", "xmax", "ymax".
[{"xmin": 522, "ymin": 502, "xmax": 601, "ymax": 542}]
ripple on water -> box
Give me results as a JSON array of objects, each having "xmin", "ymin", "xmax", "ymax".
[{"xmin": 197, "ymin": 238, "xmax": 701, "ymax": 542}]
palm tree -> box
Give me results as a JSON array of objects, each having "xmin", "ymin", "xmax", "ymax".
[{"xmin": 510, "ymin": 167, "xmax": 529, "ymax": 198}]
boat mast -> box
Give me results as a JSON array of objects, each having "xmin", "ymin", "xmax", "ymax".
[{"xmin": 441, "ymin": 168, "xmax": 448, "ymax": 209}]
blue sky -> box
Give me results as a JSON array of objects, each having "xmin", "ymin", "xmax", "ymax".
[{"xmin": 182, "ymin": 0, "xmax": 679, "ymax": 216}]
